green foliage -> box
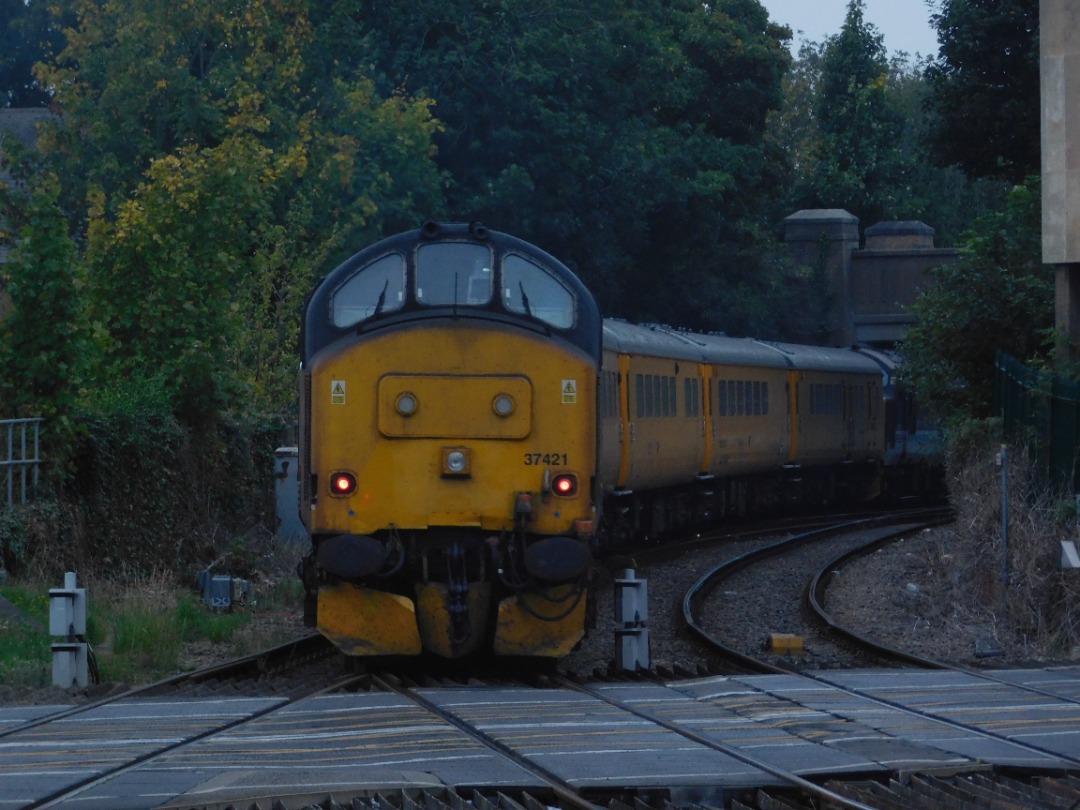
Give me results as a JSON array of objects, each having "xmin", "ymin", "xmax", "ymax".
[
  {"xmin": 86, "ymin": 138, "xmax": 273, "ymax": 422},
  {"xmin": 765, "ymin": 24, "xmax": 1012, "ymax": 247},
  {"xmin": 12, "ymin": 0, "xmax": 800, "ymax": 406},
  {"xmin": 901, "ymin": 179, "xmax": 1048, "ymax": 420},
  {"xmin": 0, "ymin": 398, "xmax": 283, "ymax": 580},
  {"xmin": 0, "ymin": 572, "xmax": 302, "ymax": 686},
  {"xmin": 0, "ymin": 0, "xmax": 63, "ymax": 107},
  {"xmin": 343, "ymin": 0, "xmax": 793, "ymax": 333},
  {"xmin": 27, "ymin": 0, "xmax": 444, "ymax": 421},
  {"xmin": 780, "ymin": 0, "xmax": 913, "ymax": 229},
  {"xmin": 0, "ymin": 586, "xmax": 51, "ymax": 687},
  {"xmin": 0, "ymin": 173, "xmax": 86, "ymax": 425},
  {"xmin": 107, "ymin": 593, "xmax": 246, "ymax": 679},
  {"xmin": 925, "ymin": 0, "xmax": 1039, "ymax": 182},
  {"xmin": 0, "ymin": 502, "xmax": 63, "ymax": 573}
]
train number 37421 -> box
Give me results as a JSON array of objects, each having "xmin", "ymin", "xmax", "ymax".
[{"xmin": 524, "ymin": 452, "xmax": 568, "ymax": 466}]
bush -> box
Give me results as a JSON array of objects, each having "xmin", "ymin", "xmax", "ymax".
[{"xmin": 3, "ymin": 401, "xmax": 288, "ymax": 583}]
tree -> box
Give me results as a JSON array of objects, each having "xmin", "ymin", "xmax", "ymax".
[
  {"xmin": 925, "ymin": 0, "xmax": 1039, "ymax": 182},
  {"xmin": 783, "ymin": 0, "xmax": 913, "ymax": 229},
  {"xmin": 29, "ymin": 0, "xmax": 445, "ymax": 418},
  {"xmin": 880, "ymin": 51, "xmax": 1009, "ymax": 246},
  {"xmin": 766, "ymin": 9, "xmax": 1011, "ymax": 248},
  {"xmin": 901, "ymin": 179, "xmax": 1048, "ymax": 419},
  {"xmin": 0, "ymin": 0, "xmax": 62, "ymax": 107},
  {"xmin": 0, "ymin": 173, "xmax": 85, "ymax": 431},
  {"xmin": 333, "ymin": 0, "xmax": 795, "ymax": 334}
]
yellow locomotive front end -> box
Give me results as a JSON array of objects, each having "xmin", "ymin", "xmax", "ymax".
[{"xmin": 297, "ymin": 223, "xmax": 602, "ymax": 659}]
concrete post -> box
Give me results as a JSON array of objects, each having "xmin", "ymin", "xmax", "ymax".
[
  {"xmin": 1042, "ymin": 0, "xmax": 1080, "ymax": 367},
  {"xmin": 50, "ymin": 571, "xmax": 88, "ymax": 689},
  {"xmin": 614, "ymin": 569, "xmax": 649, "ymax": 670}
]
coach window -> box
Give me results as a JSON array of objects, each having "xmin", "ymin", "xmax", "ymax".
[
  {"xmin": 331, "ymin": 253, "xmax": 406, "ymax": 327},
  {"xmin": 416, "ymin": 243, "xmax": 493, "ymax": 306},
  {"xmin": 502, "ymin": 255, "xmax": 575, "ymax": 329},
  {"xmin": 684, "ymin": 378, "xmax": 699, "ymax": 417}
]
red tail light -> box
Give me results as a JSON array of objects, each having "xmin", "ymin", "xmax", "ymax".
[
  {"xmin": 330, "ymin": 471, "xmax": 357, "ymax": 496},
  {"xmin": 551, "ymin": 474, "xmax": 578, "ymax": 496}
]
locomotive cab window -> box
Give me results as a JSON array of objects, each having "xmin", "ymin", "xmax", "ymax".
[
  {"xmin": 416, "ymin": 243, "xmax": 493, "ymax": 306},
  {"xmin": 330, "ymin": 253, "xmax": 406, "ymax": 327},
  {"xmin": 502, "ymin": 255, "xmax": 575, "ymax": 329}
]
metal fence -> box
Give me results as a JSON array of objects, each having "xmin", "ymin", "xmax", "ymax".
[
  {"xmin": 995, "ymin": 350, "xmax": 1080, "ymax": 490},
  {"xmin": 0, "ymin": 417, "xmax": 42, "ymax": 509}
]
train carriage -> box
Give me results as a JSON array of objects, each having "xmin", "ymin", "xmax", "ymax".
[
  {"xmin": 596, "ymin": 325, "xmax": 885, "ymax": 537},
  {"xmin": 297, "ymin": 223, "xmax": 927, "ymax": 661}
]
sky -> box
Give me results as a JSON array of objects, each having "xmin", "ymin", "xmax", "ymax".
[{"xmin": 758, "ymin": 0, "xmax": 941, "ymax": 58}]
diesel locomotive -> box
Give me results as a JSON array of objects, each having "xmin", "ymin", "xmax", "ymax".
[{"xmin": 296, "ymin": 222, "xmax": 937, "ymax": 659}]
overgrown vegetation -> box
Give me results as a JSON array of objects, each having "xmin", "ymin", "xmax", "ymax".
[
  {"xmin": 0, "ymin": 565, "xmax": 303, "ymax": 689},
  {"xmin": 926, "ymin": 422, "xmax": 1080, "ymax": 660},
  {"xmin": 0, "ymin": 403, "xmax": 286, "ymax": 579},
  {"xmin": 901, "ymin": 179, "xmax": 1049, "ymax": 421}
]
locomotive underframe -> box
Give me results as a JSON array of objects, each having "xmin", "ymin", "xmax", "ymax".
[{"xmin": 302, "ymin": 525, "xmax": 592, "ymax": 658}]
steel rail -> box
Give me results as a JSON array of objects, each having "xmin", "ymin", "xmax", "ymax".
[
  {"xmin": 0, "ymin": 632, "xmax": 332, "ymax": 740},
  {"xmin": 806, "ymin": 517, "xmax": 955, "ymax": 669},
  {"xmin": 33, "ymin": 669, "xmax": 368, "ymax": 809},
  {"xmin": 806, "ymin": 525, "xmax": 1080, "ymax": 771},
  {"xmin": 371, "ymin": 672, "xmax": 606, "ymax": 810},
  {"xmin": 554, "ymin": 675, "xmax": 883, "ymax": 810},
  {"xmin": 681, "ymin": 509, "xmax": 952, "ymax": 673}
]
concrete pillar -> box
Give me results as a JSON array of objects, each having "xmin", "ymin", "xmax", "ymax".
[
  {"xmin": 1042, "ymin": 0, "xmax": 1080, "ymax": 366},
  {"xmin": 782, "ymin": 209, "xmax": 860, "ymax": 346}
]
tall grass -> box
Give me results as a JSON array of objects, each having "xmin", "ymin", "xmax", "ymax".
[
  {"xmin": 0, "ymin": 568, "xmax": 298, "ymax": 689},
  {"xmin": 0, "ymin": 587, "xmax": 51, "ymax": 687}
]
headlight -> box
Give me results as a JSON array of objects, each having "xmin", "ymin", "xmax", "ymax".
[{"xmin": 441, "ymin": 447, "xmax": 472, "ymax": 477}]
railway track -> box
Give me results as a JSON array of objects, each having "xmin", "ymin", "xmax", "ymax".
[
  {"xmin": 0, "ymin": 633, "xmax": 340, "ymax": 742},
  {"xmin": 682, "ymin": 509, "xmax": 953, "ymax": 673},
  {"xmin": 6, "ymin": 573, "xmax": 1080, "ymax": 809},
  {"xmin": 10, "ymin": 508, "xmax": 1080, "ymax": 809},
  {"xmin": 11, "ymin": 663, "xmax": 1080, "ymax": 810}
]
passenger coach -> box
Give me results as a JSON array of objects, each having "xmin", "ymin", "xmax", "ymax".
[{"xmin": 596, "ymin": 323, "xmax": 885, "ymax": 543}]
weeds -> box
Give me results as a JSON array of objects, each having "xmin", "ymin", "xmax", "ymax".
[
  {"xmin": 0, "ymin": 586, "xmax": 51, "ymax": 687},
  {"xmin": 942, "ymin": 420, "xmax": 1080, "ymax": 661},
  {"xmin": 0, "ymin": 567, "xmax": 301, "ymax": 690}
]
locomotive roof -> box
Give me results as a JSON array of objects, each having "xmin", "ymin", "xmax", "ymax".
[
  {"xmin": 303, "ymin": 222, "xmax": 602, "ymax": 363},
  {"xmin": 603, "ymin": 320, "xmax": 882, "ymax": 375}
]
